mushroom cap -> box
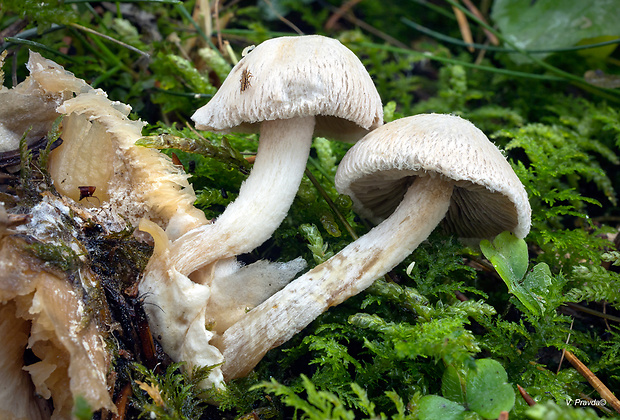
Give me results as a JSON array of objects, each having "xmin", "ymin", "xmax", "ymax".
[
  {"xmin": 335, "ymin": 113, "xmax": 531, "ymax": 239},
  {"xmin": 191, "ymin": 35, "xmax": 383, "ymax": 142}
]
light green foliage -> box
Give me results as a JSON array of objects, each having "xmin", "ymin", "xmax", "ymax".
[
  {"xmin": 494, "ymin": 101, "xmax": 620, "ymax": 269},
  {"xmin": 198, "ymin": 46, "xmax": 232, "ymax": 84},
  {"xmin": 300, "ymin": 223, "xmax": 334, "ymax": 265},
  {"xmin": 259, "ymin": 375, "xmax": 357, "ymax": 420},
  {"xmin": 567, "ymin": 255, "xmax": 620, "ymax": 307},
  {"xmin": 312, "ymin": 137, "xmax": 338, "ymax": 178},
  {"xmin": 383, "ymin": 101, "xmax": 398, "ymax": 123},
  {"xmin": 0, "ymin": 0, "xmax": 77, "ymax": 29},
  {"xmin": 259, "ymin": 374, "xmax": 415, "ymax": 420},
  {"xmin": 351, "ymin": 313, "xmax": 480, "ymax": 367},
  {"xmin": 131, "ymin": 362, "xmax": 214, "ymax": 419},
  {"xmin": 150, "ymin": 52, "xmax": 216, "ymax": 114}
]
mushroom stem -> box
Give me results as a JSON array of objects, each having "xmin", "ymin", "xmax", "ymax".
[
  {"xmin": 217, "ymin": 174, "xmax": 453, "ymax": 379},
  {"xmin": 170, "ymin": 116, "xmax": 316, "ymax": 276}
]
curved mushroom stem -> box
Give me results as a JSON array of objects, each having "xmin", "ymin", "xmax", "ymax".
[
  {"xmin": 170, "ymin": 116, "xmax": 316, "ymax": 276},
  {"xmin": 217, "ymin": 174, "xmax": 454, "ymax": 379}
]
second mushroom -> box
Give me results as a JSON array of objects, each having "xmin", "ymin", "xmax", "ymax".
[{"xmin": 217, "ymin": 113, "xmax": 532, "ymax": 379}]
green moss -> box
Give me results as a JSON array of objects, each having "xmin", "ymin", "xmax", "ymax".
[{"xmin": 3, "ymin": 1, "xmax": 620, "ymax": 419}]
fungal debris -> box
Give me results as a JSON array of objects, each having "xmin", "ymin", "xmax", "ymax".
[{"xmin": 241, "ymin": 45, "xmax": 255, "ymax": 57}]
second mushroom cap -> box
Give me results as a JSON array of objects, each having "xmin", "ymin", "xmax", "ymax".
[{"xmin": 335, "ymin": 113, "xmax": 531, "ymax": 239}]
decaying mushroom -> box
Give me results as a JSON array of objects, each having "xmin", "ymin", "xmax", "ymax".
[
  {"xmin": 138, "ymin": 35, "xmax": 382, "ymax": 387},
  {"xmin": 217, "ymin": 114, "xmax": 531, "ymax": 379},
  {"xmin": 0, "ymin": 51, "xmax": 207, "ymax": 237},
  {"xmin": 139, "ymin": 218, "xmax": 305, "ymax": 388},
  {"xmin": 0, "ymin": 195, "xmax": 119, "ymax": 419},
  {"xmin": 175, "ymin": 34, "xmax": 383, "ymax": 276},
  {"xmin": 0, "ymin": 52, "xmax": 212, "ymax": 417}
]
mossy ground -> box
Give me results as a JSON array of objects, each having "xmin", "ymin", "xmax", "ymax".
[{"xmin": 1, "ymin": 1, "xmax": 620, "ymax": 419}]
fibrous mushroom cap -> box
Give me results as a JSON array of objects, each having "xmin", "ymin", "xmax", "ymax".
[
  {"xmin": 335, "ymin": 113, "xmax": 531, "ymax": 239},
  {"xmin": 191, "ymin": 35, "xmax": 383, "ymax": 141}
]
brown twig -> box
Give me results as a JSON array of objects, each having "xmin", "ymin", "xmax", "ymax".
[
  {"xmin": 111, "ymin": 383, "xmax": 133, "ymax": 420},
  {"xmin": 324, "ymin": 0, "xmax": 363, "ymax": 31},
  {"xmin": 455, "ymin": 290, "xmax": 469, "ymax": 302},
  {"xmin": 497, "ymin": 411, "xmax": 509, "ymax": 420},
  {"xmin": 0, "ymin": 18, "xmax": 28, "ymax": 43},
  {"xmin": 563, "ymin": 349, "xmax": 620, "ymax": 414},
  {"xmin": 214, "ymin": 0, "xmax": 223, "ymax": 51},
  {"xmin": 517, "ymin": 384, "xmax": 536, "ymax": 406},
  {"xmin": 602, "ymin": 302, "xmax": 611, "ymax": 331},
  {"xmin": 565, "ymin": 302, "xmax": 620, "ymax": 323},
  {"xmin": 459, "ymin": 0, "xmax": 499, "ymax": 46},
  {"xmin": 451, "ymin": 1, "xmax": 474, "ymax": 53},
  {"xmin": 263, "ymin": 0, "xmax": 304, "ymax": 35},
  {"xmin": 557, "ymin": 318, "xmax": 574, "ymax": 374}
]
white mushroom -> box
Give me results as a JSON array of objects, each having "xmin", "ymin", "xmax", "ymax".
[
  {"xmin": 138, "ymin": 35, "xmax": 381, "ymax": 388},
  {"xmin": 216, "ymin": 113, "xmax": 531, "ymax": 379},
  {"xmin": 173, "ymin": 34, "xmax": 383, "ymax": 276},
  {"xmin": 137, "ymin": 36, "xmax": 382, "ymax": 388}
]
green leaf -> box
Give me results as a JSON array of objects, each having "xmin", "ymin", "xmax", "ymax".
[
  {"xmin": 418, "ymin": 395, "xmax": 467, "ymax": 420},
  {"xmin": 72, "ymin": 395, "xmax": 94, "ymax": 420},
  {"xmin": 492, "ymin": 0, "xmax": 620, "ymax": 62},
  {"xmin": 480, "ymin": 232, "xmax": 554, "ymax": 317},
  {"xmin": 521, "ymin": 262, "xmax": 554, "ymax": 315},
  {"xmin": 465, "ymin": 359, "xmax": 515, "ymax": 419},
  {"xmin": 479, "ymin": 231, "xmax": 528, "ymax": 285},
  {"xmin": 441, "ymin": 365, "xmax": 466, "ymax": 405}
]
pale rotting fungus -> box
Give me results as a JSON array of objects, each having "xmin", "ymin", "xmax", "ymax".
[
  {"xmin": 175, "ymin": 34, "xmax": 383, "ymax": 276},
  {"xmin": 0, "ymin": 194, "xmax": 118, "ymax": 419},
  {"xmin": 138, "ymin": 218, "xmax": 307, "ymax": 388},
  {"xmin": 217, "ymin": 114, "xmax": 531, "ymax": 379},
  {"xmin": 0, "ymin": 52, "xmax": 216, "ymax": 416},
  {"xmin": 0, "ymin": 51, "xmax": 208, "ymax": 238}
]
